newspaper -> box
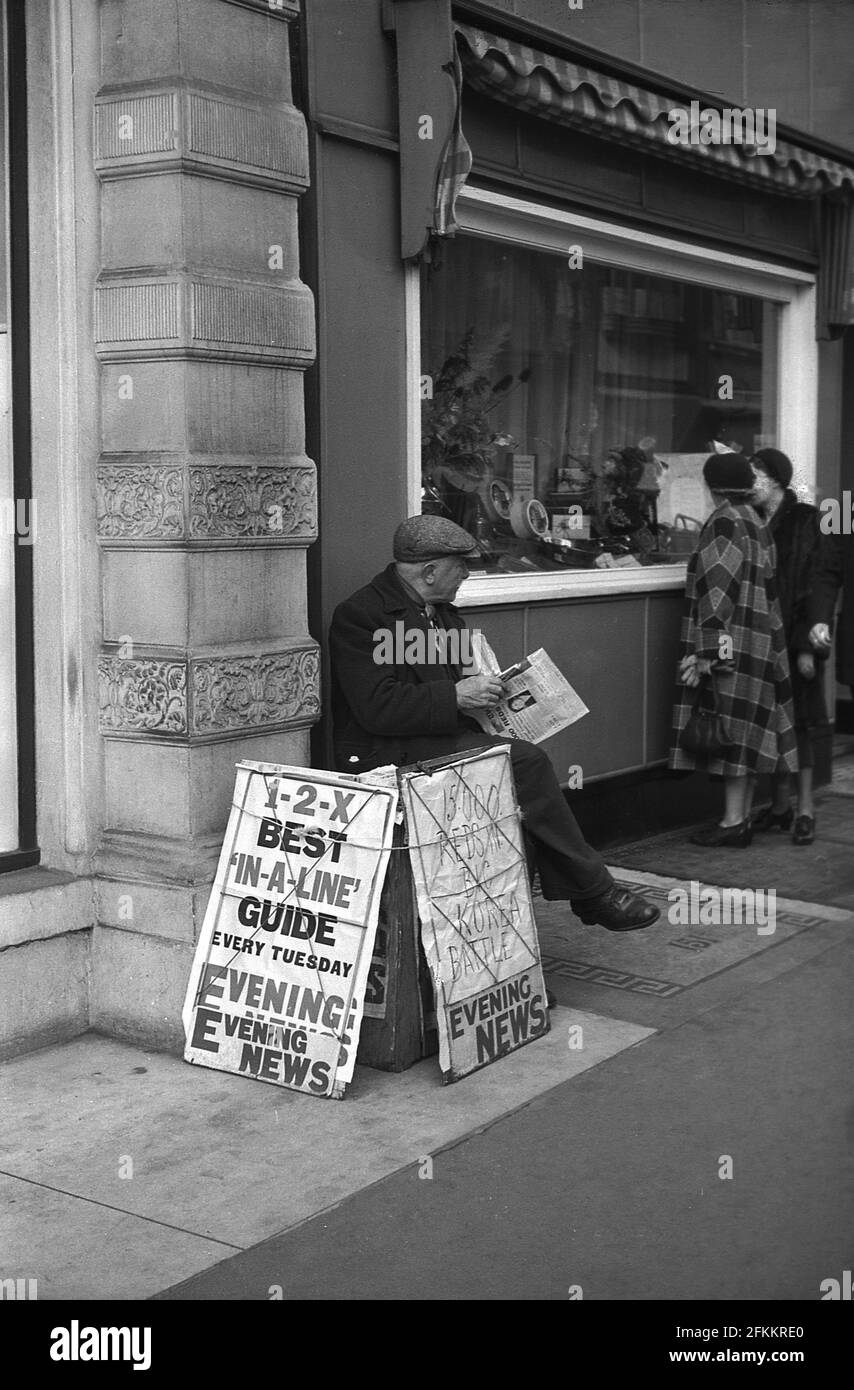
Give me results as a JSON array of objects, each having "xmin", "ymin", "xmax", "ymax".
[{"xmin": 469, "ymin": 636, "xmax": 589, "ymax": 744}]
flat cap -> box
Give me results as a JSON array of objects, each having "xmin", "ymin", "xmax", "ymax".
[{"xmin": 393, "ymin": 514, "xmax": 479, "ymax": 562}]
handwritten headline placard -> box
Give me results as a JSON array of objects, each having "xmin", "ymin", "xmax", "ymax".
[
  {"xmin": 182, "ymin": 762, "xmax": 398, "ymax": 1099},
  {"xmin": 400, "ymin": 747, "xmax": 549, "ymax": 1082}
]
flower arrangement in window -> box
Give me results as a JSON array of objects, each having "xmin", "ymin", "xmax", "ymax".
[{"xmin": 421, "ymin": 327, "xmax": 531, "ymax": 530}]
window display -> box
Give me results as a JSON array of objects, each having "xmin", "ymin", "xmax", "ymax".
[{"xmin": 420, "ymin": 235, "xmax": 780, "ymax": 576}]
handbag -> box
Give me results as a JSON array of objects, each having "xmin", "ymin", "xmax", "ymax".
[{"xmin": 679, "ymin": 670, "xmax": 734, "ymax": 757}]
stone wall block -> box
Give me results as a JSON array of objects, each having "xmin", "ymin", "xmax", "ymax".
[
  {"xmin": 95, "ymin": 84, "xmax": 309, "ymax": 194},
  {"xmin": 96, "ymin": 878, "xmax": 199, "ymax": 944},
  {"xmin": 90, "ymin": 925, "xmax": 193, "ymax": 1056},
  {"xmin": 99, "ymin": 362, "xmax": 307, "ymax": 455},
  {"xmin": 0, "ymin": 934, "xmax": 91, "ymax": 1062},
  {"xmin": 103, "ymin": 730, "xmax": 311, "ymax": 839},
  {"xmin": 185, "ymin": 363, "xmax": 307, "ymax": 453},
  {"xmin": 95, "ymin": 270, "xmax": 315, "ymax": 365},
  {"xmin": 102, "ymin": 176, "xmax": 302, "ymax": 279},
  {"xmin": 102, "ymin": 548, "xmax": 310, "ymax": 648},
  {"xmin": 100, "ymin": 0, "xmax": 294, "ymax": 100}
]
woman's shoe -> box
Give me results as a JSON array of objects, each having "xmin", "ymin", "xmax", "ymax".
[
  {"xmin": 792, "ymin": 814, "xmax": 815, "ymax": 845},
  {"xmin": 690, "ymin": 820, "xmax": 753, "ymax": 848},
  {"xmin": 751, "ymin": 804, "xmax": 794, "ymax": 833}
]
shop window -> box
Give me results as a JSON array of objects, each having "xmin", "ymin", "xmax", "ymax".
[{"xmin": 420, "ymin": 233, "xmax": 781, "ymax": 578}]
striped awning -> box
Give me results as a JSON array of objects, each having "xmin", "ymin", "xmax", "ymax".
[{"xmin": 455, "ymin": 22, "xmax": 854, "ymax": 200}]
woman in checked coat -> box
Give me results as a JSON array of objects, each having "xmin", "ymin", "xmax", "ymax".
[{"xmin": 669, "ymin": 453, "xmax": 798, "ymax": 847}]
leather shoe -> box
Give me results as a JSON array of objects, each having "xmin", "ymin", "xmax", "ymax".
[
  {"xmin": 690, "ymin": 820, "xmax": 752, "ymax": 848},
  {"xmin": 575, "ymin": 884, "xmax": 660, "ymax": 931},
  {"xmin": 792, "ymin": 814, "xmax": 815, "ymax": 845},
  {"xmin": 751, "ymin": 804, "xmax": 793, "ymax": 833}
]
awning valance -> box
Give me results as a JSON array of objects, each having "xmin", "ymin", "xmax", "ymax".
[{"xmin": 455, "ymin": 22, "xmax": 854, "ymax": 201}]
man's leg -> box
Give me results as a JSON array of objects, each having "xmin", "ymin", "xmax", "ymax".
[{"xmin": 505, "ymin": 739, "xmax": 611, "ymax": 901}]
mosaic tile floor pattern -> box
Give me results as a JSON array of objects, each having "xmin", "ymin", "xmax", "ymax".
[{"xmin": 534, "ymin": 872, "xmax": 851, "ymax": 997}]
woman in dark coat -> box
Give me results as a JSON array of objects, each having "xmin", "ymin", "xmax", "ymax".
[
  {"xmin": 809, "ymin": 532, "xmax": 854, "ymax": 699},
  {"xmin": 750, "ymin": 449, "xmax": 829, "ymax": 844},
  {"xmin": 669, "ymin": 453, "xmax": 798, "ymax": 847}
]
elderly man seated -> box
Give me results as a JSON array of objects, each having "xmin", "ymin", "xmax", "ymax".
[{"xmin": 328, "ymin": 515, "xmax": 659, "ymax": 934}]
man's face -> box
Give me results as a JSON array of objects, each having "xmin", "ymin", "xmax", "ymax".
[{"xmin": 425, "ymin": 555, "xmax": 470, "ymax": 602}]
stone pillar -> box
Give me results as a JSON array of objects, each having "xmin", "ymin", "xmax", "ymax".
[{"xmin": 92, "ymin": 0, "xmax": 317, "ymax": 1050}]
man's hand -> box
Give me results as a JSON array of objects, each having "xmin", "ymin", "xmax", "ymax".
[
  {"xmin": 809, "ymin": 622, "xmax": 832, "ymax": 652},
  {"xmin": 455, "ymin": 674, "xmax": 505, "ymax": 710},
  {"xmin": 679, "ymin": 654, "xmax": 713, "ymax": 688},
  {"xmin": 797, "ymin": 652, "xmax": 816, "ymax": 680}
]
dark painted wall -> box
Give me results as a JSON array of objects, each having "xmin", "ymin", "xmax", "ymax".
[
  {"xmin": 460, "ymin": 589, "xmax": 685, "ymax": 781},
  {"xmin": 463, "ymin": 88, "xmax": 817, "ymax": 265},
  {"xmin": 486, "ymin": 0, "xmax": 854, "ymax": 154}
]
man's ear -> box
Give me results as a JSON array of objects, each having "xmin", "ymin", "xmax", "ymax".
[{"xmin": 422, "ymin": 562, "xmax": 437, "ymax": 585}]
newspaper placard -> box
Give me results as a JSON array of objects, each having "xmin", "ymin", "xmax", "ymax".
[
  {"xmin": 182, "ymin": 762, "xmax": 397, "ymax": 1099},
  {"xmin": 471, "ymin": 637, "xmax": 589, "ymax": 743},
  {"xmin": 362, "ymin": 925, "xmax": 388, "ymax": 1020},
  {"xmin": 400, "ymin": 747, "xmax": 550, "ymax": 1082}
]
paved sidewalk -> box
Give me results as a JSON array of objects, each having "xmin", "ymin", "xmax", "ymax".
[
  {"xmin": 2, "ymin": 750, "xmax": 853, "ymax": 1301},
  {"xmin": 0, "ymin": 1008, "xmax": 651, "ymax": 1299},
  {"xmin": 161, "ymin": 931, "xmax": 854, "ymax": 1301},
  {"xmin": 606, "ymin": 734, "xmax": 854, "ymax": 909}
]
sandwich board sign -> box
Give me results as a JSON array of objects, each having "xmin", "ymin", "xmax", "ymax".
[
  {"xmin": 399, "ymin": 746, "xmax": 549, "ymax": 1082},
  {"xmin": 182, "ymin": 761, "xmax": 397, "ymax": 1099}
]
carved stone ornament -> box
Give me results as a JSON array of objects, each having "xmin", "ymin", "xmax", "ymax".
[
  {"xmin": 189, "ymin": 463, "xmax": 316, "ymax": 540},
  {"xmin": 97, "ymin": 462, "xmax": 185, "ymax": 541},
  {"xmin": 99, "ymin": 657, "xmax": 188, "ymax": 735},
  {"xmin": 191, "ymin": 647, "xmax": 320, "ymax": 735},
  {"xmin": 98, "ymin": 647, "xmax": 320, "ymax": 738},
  {"xmin": 96, "ymin": 457, "xmax": 317, "ymax": 544}
]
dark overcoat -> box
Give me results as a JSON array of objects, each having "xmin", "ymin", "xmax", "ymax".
[
  {"xmin": 328, "ymin": 563, "xmax": 474, "ymax": 772},
  {"xmin": 766, "ymin": 489, "xmax": 829, "ymax": 730},
  {"xmin": 768, "ymin": 490, "xmax": 825, "ymax": 654},
  {"xmin": 810, "ymin": 531, "xmax": 854, "ymax": 686},
  {"xmin": 669, "ymin": 501, "xmax": 798, "ymax": 776}
]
